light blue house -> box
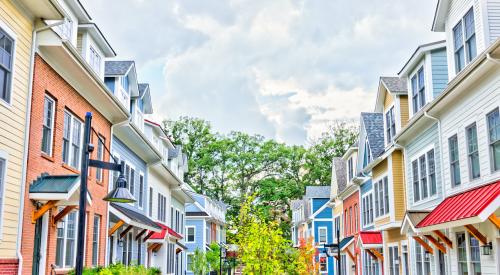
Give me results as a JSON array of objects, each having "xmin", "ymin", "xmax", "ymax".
[
  {"xmin": 292, "ymin": 186, "xmax": 334, "ymax": 274},
  {"xmin": 185, "ymin": 192, "xmax": 226, "ymax": 275},
  {"xmin": 103, "ymin": 60, "xmax": 164, "ymax": 267},
  {"xmin": 396, "ymin": 41, "xmax": 448, "ymax": 275}
]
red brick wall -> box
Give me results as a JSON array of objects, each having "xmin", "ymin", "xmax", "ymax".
[
  {"xmin": 342, "ymin": 190, "xmax": 360, "ymax": 274},
  {"xmin": 0, "ymin": 259, "xmax": 19, "ymax": 275},
  {"xmin": 21, "ymin": 55, "xmax": 112, "ymax": 274}
]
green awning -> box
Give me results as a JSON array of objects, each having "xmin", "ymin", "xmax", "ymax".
[{"xmin": 29, "ymin": 174, "xmax": 92, "ymax": 205}]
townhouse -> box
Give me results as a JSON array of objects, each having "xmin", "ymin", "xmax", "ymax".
[
  {"xmin": 0, "ymin": 0, "xmax": 67, "ymax": 273},
  {"xmin": 330, "ymin": 157, "xmax": 347, "ymax": 275},
  {"xmin": 185, "ymin": 191, "xmax": 226, "ymax": 275}
]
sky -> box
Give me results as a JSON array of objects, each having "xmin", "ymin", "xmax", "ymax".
[{"xmin": 82, "ymin": 0, "xmax": 444, "ymax": 145}]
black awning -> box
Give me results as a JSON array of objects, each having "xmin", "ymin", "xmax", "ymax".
[{"xmin": 110, "ymin": 203, "xmax": 162, "ymax": 232}]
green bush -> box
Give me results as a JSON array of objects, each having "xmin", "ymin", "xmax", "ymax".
[{"xmin": 68, "ymin": 263, "xmax": 161, "ymax": 275}]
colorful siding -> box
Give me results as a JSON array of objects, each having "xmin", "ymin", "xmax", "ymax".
[
  {"xmin": 430, "ymin": 48, "xmax": 448, "ymax": 97},
  {"xmin": 373, "ymin": 159, "xmax": 388, "ymax": 180},
  {"xmin": 399, "ymin": 95, "xmax": 409, "ymax": 127},
  {"xmin": 391, "ymin": 150, "xmax": 406, "ymax": 221},
  {"xmin": 0, "ymin": 0, "xmax": 33, "ymax": 262}
]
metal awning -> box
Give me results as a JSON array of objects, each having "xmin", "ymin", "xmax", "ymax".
[
  {"xmin": 110, "ymin": 203, "xmax": 162, "ymax": 232},
  {"xmin": 29, "ymin": 174, "xmax": 92, "ymax": 205}
]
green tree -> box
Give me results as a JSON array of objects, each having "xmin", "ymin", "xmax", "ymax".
[
  {"xmin": 206, "ymin": 242, "xmax": 222, "ymax": 274},
  {"xmin": 190, "ymin": 248, "xmax": 208, "ymax": 275}
]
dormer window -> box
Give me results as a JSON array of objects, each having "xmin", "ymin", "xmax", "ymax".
[
  {"xmin": 89, "ymin": 47, "xmax": 101, "ymax": 74},
  {"xmin": 385, "ymin": 106, "xmax": 396, "ymax": 144},
  {"xmin": 363, "ymin": 140, "xmax": 371, "ymax": 168},
  {"xmin": 453, "ymin": 8, "xmax": 476, "ymax": 73},
  {"xmin": 411, "ymin": 67, "xmax": 425, "ymax": 114}
]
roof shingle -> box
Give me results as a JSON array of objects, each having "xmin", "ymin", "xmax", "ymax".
[
  {"xmin": 105, "ymin": 61, "xmax": 134, "ymax": 76},
  {"xmin": 361, "ymin": 112, "xmax": 385, "ymax": 158},
  {"xmin": 380, "ymin": 76, "xmax": 407, "ymax": 94}
]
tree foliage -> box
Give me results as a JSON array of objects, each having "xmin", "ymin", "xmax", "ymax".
[{"xmin": 163, "ymin": 116, "xmax": 357, "ymax": 236}]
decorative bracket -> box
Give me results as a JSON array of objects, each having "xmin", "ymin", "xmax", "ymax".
[
  {"xmin": 52, "ymin": 205, "xmax": 77, "ymax": 226},
  {"xmin": 433, "ymin": 230, "xmax": 452, "ymax": 249},
  {"xmin": 464, "ymin": 224, "xmax": 487, "ymax": 245},
  {"xmin": 108, "ymin": 220, "xmax": 124, "ymax": 236},
  {"xmin": 413, "ymin": 236, "xmax": 433, "ymax": 255},
  {"xmin": 424, "ymin": 235, "xmax": 446, "ymax": 254},
  {"xmin": 32, "ymin": 200, "xmax": 57, "ymax": 224}
]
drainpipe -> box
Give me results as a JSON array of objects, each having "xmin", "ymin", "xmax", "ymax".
[
  {"xmin": 423, "ymin": 111, "xmax": 445, "ymax": 199},
  {"xmin": 17, "ymin": 18, "xmax": 67, "ymax": 275}
]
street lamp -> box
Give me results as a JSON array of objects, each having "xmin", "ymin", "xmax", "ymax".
[
  {"xmin": 219, "ymin": 242, "xmax": 227, "ymax": 275},
  {"xmin": 75, "ymin": 112, "xmax": 136, "ymax": 275}
]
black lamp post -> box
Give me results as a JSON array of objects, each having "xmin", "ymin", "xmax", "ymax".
[
  {"xmin": 323, "ymin": 228, "xmax": 341, "ymax": 275},
  {"xmin": 74, "ymin": 112, "xmax": 136, "ymax": 275},
  {"xmin": 219, "ymin": 242, "xmax": 227, "ymax": 275}
]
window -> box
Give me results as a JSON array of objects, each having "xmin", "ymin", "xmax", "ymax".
[
  {"xmin": 55, "ymin": 210, "xmax": 77, "ymax": 268},
  {"xmin": 449, "ymin": 135, "xmax": 461, "ymax": 186},
  {"xmin": 122, "ymin": 232, "xmax": 132, "ymax": 265},
  {"xmin": 456, "ymin": 232, "xmax": 482, "ymax": 275},
  {"xmin": 412, "ymin": 148, "xmax": 438, "ymax": 202},
  {"xmin": 363, "ymin": 140, "xmax": 371, "ymax": 168},
  {"xmin": 344, "ymin": 210, "xmax": 348, "ymax": 235},
  {"xmin": 318, "ymin": 227, "xmax": 327, "ymax": 244},
  {"xmin": 148, "ymin": 187, "xmax": 153, "ymax": 217},
  {"xmin": 0, "ymin": 158, "xmax": 5, "ymax": 226},
  {"xmin": 466, "ymin": 123, "xmax": 480, "ymax": 179},
  {"xmin": 386, "ymin": 106, "xmax": 396, "ymax": 144},
  {"xmin": 415, "ymin": 239, "xmax": 431, "ymax": 275},
  {"xmin": 374, "ymin": 177, "xmax": 389, "ymax": 217},
  {"xmin": 125, "ymin": 165, "xmax": 135, "ymax": 196},
  {"xmin": 121, "ymin": 76, "xmax": 129, "ymax": 93},
  {"xmin": 340, "ymin": 255, "xmax": 347, "ymax": 275},
  {"xmin": 187, "ymin": 226, "xmax": 195, "ymax": 242},
  {"xmin": 96, "ymin": 135, "xmax": 104, "ymax": 182},
  {"xmin": 362, "ymin": 193, "xmax": 374, "ymax": 226},
  {"xmin": 157, "ymin": 193, "xmax": 166, "ymax": 222},
  {"xmin": 348, "ymin": 157, "xmax": 354, "ymax": 182},
  {"xmin": 138, "ymin": 174, "xmax": 144, "ymax": 208},
  {"xmin": 0, "ymin": 28, "xmax": 14, "ymax": 103},
  {"xmin": 453, "ymin": 8, "xmax": 476, "ymax": 73},
  {"xmin": 92, "ymin": 215, "xmax": 101, "ymax": 266},
  {"xmin": 319, "ymin": 255, "xmax": 328, "ymax": 273},
  {"xmin": 349, "ymin": 207, "xmax": 352, "ymax": 234},
  {"xmin": 187, "ymin": 253, "xmax": 194, "ymax": 272},
  {"xmin": 62, "ymin": 111, "xmax": 83, "ymax": 169},
  {"xmin": 401, "ymin": 245, "xmax": 409, "ymax": 275},
  {"xmin": 41, "ymin": 95, "xmax": 55, "ymax": 155},
  {"xmin": 354, "ymin": 204, "xmax": 358, "ymax": 232},
  {"xmin": 137, "ymin": 237, "xmax": 142, "ymax": 265},
  {"xmin": 89, "ymin": 46, "xmax": 101, "ymax": 74},
  {"xmin": 363, "ymin": 250, "xmax": 380, "ymax": 275},
  {"xmin": 175, "ymin": 209, "xmax": 180, "ymax": 232},
  {"xmin": 411, "ymin": 67, "xmax": 426, "ymax": 114},
  {"xmin": 487, "ymin": 108, "xmax": 500, "ymax": 171},
  {"xmin": 389, "ymin": 246, "xmax": 399, "ymax": 275}
]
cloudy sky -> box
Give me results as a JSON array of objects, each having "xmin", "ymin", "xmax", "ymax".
[{"xmin": 82, "ymin": 0, "xmax": 443, "ymax": 145}]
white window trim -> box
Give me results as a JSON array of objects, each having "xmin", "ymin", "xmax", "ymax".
[
  {"xmin": 62, "ymin": 110, "xmax": 84, "ymax": 170},
  {"xmin": 384, "ymin": 104, "xmax": 396, "ymax": 146},
  {"xmin": 452, "ymin": 5, "xmax": 476, "ymax": 73},
  {"xmin": 123, "ymin": 161, "xmax": 136, "ymax": 206},
  {"xmin": 95, "ymin": 135, "xmax": 105, "ymax": 182},
  {"xmin": 186, "ymin": 252, "xmax": 194, "ymax": 272},
  {"xmin": 0, "ymin": 150, "xmax": 9, "ymax": 239},
  {"xmin": 55, "ymin": 210, "xmax": 79, "ymax": 268},
  {"xmin": 319, "ymin": 254, "xmax": 329, "ymax": 274},
  {"xmin": 186, "ymin": 226, "xmax": 196, "ymax": 243},
  {"xmin": 447, "ymin": 133, "xmax": 462, "ymax": 188},
  {"xmin": 373, "ymin": 174, "xmax": 390, "ymax": 220},
  {"xmin": 388, "ymin": 243, "xmax": 400, "ymax": 275},
  {"xmin": 410, "ymin": 146, "xmax": 438, "ymax": 205},
  {"xmin": 318, "ymin": 226, "xmax": 328, "ymax": 245},
  {"xmin": 92, "ymin": 215, "xmax": 101, "ymax": 266},
  {"xmin": 0, "ymin": 20, "xmax": 17, "ymax": 107},
  {"xmin": 409, "ymin": 61, "xmax": 427, "ymax": 115},
  {"xmin": 137, "ymin": 172, "xmax": 145, "ymax": 210},
  {"xmin": 42, "ymin": 95, "xmax": 56, "ymax": 156},
  {"xmin": 361, "ymin": 191, "xmax": 374, "ymax": 227}
]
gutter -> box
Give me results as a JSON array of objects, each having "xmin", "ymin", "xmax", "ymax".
[
  {"xmin": 423, "ymin": 111, "xmax": 446, "ymax": 199},
  {"xmin": 17, "ymin": 18, "xmax": 67, "ymax": 275}
]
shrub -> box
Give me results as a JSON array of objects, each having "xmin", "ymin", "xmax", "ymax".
[{"xmin": 68, "ymin": 263, "xmax": 161, "ymax": 275}]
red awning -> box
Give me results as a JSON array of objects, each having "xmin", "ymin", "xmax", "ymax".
[
  {"xmin": 358, "ymin": 231, "xmax": 382, "ymax": 248},
  {"xmin": 149, "ymin": 222, "xmax": 183, "ymax": 240},
  {"xmin": 416, "ymin": 181, "xmax": 500, "ymax": 231}
]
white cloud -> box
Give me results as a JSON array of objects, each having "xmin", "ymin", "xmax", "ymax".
[{"xmin": 82, "ymin": 0, "xmax": 443, "ymax": 145}]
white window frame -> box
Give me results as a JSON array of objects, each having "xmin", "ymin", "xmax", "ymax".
[
  {"xmin": 186, "ymin": 226, "xmax": 196, "ymax": 243},
  {"xmin": 88, "ymin": 46, "xmax": 102, "ymax": 74},
  {"xmin": 448, "ymin": 134, "xmax": 461, "ymax": 187},
  {"xmin": 318, "ymin": 226, "xmax": 327, "ymax": 244},
  {"xmin": 138, "ymin": 172, "xmax": 144, "ymax": 209},
  {"xmin": 0, "ymin": 21, "xmax": 16, "ymax": 106},
  {"xmin": 41, "ymin": 95, "xmax": 56, "ymax": 156},
  {"xmin": 92, "ymin": 214, "xmax": 101, "ymax": 266},
  {"xmin": 385, "ymin": 105, "xmax": 396, "ymax": 145},
  {"xmin": 453, "ymin": 7, "xmax": 476, "ymax": 73},
  {"xmin": 186, "ymin": 252, "xmax": 194, "ymax": 272},
  {"xmin": 388, "ymin": 244, "xmax": 400, "ymax": 275},
  {"xmin": 487, "ymin": 107, "xmax": 500, "ymax": 172},
  {"xmin": 410, "ymin": 65, "xmax": 426, "ymax": 114},
  {"xmin": 362, "ymin": 192, "xmax": 374, "ymax": 227},
  {"xmin": 62, "ymin": 110, "xmax": 83, "ymax": 170},
  {"xmin": 55, "ymin": 210, "xmax": 78, "ymax": 268},
  {"xmin": 95, "ymin": 135, "xmax": 105, "ymax": 182},
  {"xmin": 318, "ymin": 254, "xmax": 328, "ymax": 274},
  {"xmin": 0, "ymin": 151, "xmax": 8, "ymax": 239},
  {"xmin": 411, "ymin": 146, "xmax": 437, "ymax": 204},
  {"xmin": 374, "ymin": 175, "xmax": 389, "ymax": 218}
]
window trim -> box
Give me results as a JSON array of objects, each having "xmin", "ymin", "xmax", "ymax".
[
  {"xmin": 388, "ymin": 244, "xmax": 400, "ymax": 275},
  {"xmin": 448, "ymin": 134, "xmax": 461, "ymax": 187},
  {"xmin": 91, "ymin": 214, "xmax": 101, "ymax": 266},
  {"xmin": 0, "ymin": 151, "xmax": 8, "ymax": 239},
  {"xmin": 361, "ymin": 192, "xmax": 374, "ymax": 227},
  {"xmin": 186, "ymin": 252, "xmax": 194, "ymax": 272},
  {"xmin": 465, "ymin": 122, "xmax": 481, "ymax": 180},
  {"xmin": 62, "ymin": 110, "xmax": 84, "ymax": 170},
  {"xmin": 138, "ymin": 172, "xmax": 144, "ymax": 209},
  {"xmin": 453, "ymin": 6, "xmax": 476, "ymax": 73},
  {"xmin": 41, "ymin": 94, "xmax": 56, "ymax": 156},
  {"xmin": 88, "ymin": 45, "xmax": 102, "ymax": 74},
  {"xmin": 374, "ymin": 175, "xmax": 390, "ymax": 218},
  {"xmin": 318, "ymin": 226, "xmax": 328, "ymax": 244},
  {"xmin": 95, "ymin": 134, "xmax": 105, "ymax": 182},
  {"xmin": 186, "ymin": 226, "xmax": 195, "ymax": 243},
  {"xmin": 411, "ymin": 147, "xmax": 438, "ymax": 204},
  {"xmin": 318, "ymin": 254, "xmax": 328, "ymax": 274},
  {"xmin": 385, "ymin": 105, "xmax": 396, "ymax": 145},
  {"xmin": 55, "ymin": 209, "xmax": 78, "ymax": 268},
  {"xmin": 0, "ymin": 21, "xmax": 17, "ymax": 106},
  {"xmin": 487, "ymin": 107, "xmax": 500, "ymax": 172}
]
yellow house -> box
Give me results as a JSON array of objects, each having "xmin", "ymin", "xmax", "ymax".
[
  {"xmin": 362, "ymin": 77, "xmax": 409, "ymax": 275},
  {"xmin": 0, "ymin": 0, "xmax": 61, "ymax": 272}
]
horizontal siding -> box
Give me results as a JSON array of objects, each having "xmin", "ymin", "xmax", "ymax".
[
  {"xmin": 431, "ymin": 48, "xmax": 449, "ymax": 98},
  {"xmin": 400, "ymin": 96, "xmax": 409, "ymax": 127},
  {"xmin": 405, "ymin": 123, "xmax": 443, "ymax": 210},
  {"xmin": 375, "ymin": 216, "xmax": 390, "ymax": 227},
  {"xmin": 384, "ymin": 90, "xmax": 394, "ymax": 110},
  {"xmin": 185, "ymin": 219, "xmax": 205, "ymax": 252},
  {"xmin": 373, "ymin": 159, "xmax": 388, "ymax": 179},
  {"xmin": 0, "ymin": 0, "xmax": 33, "ymax": 257},
  {"xmin": 391, "ymin": 151, "xmax": 406, "ymax": 221},
  {"xmin": 440, "ymin": 67, "xmax": 500, "ymax": 196},
  {"xmin": 488, "ymin": 0, "xmax": 500, "ymax": 43}
]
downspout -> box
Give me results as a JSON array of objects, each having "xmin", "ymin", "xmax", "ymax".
[
  {"xmin": 17, "ymin": 18, "xmax": 67, "ymax": 275},
  {"xmin": 423, "ymin": 111, "xmax": 444, "ymax": 198}
]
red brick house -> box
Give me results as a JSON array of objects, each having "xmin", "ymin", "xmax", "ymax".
[{"xmin": 20, "ymin": 4, "xmax": 128, "ymax": 274}]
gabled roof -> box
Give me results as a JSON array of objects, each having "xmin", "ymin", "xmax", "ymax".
[
  {"xmin": 332, "ymin": 157, "xmax": 347, "ymax": 196},
  {"xmin": 432, "ymin": 0, "xmax": 449, "ymax": 32},
  {"xmin": 29, "ymin": 174, "xmax": 79, "ymax": 193},
  {"xmin": 105, "ymin": 61, "xmax": 134, "ymax": 76},
  {"xmin": 398, "ymin": 40, "xmax": 447, "ymax": 76},
  {"xmin": 360, "ymin": 112, "xmax": 385, "ymax": 158},
  {"xmin": 78, "ymin": 23, "xmax": 116, "ymax": 57},
  {"xmin": 110, "ymin": 203, "xmax": 162, "ymax": 232},
  {"xmin": 137, "ymin": 83, "xmax": 153, "ymax": 114},
  {"xmin": 380, "ymin": 77, "xmax": 407, "ymax": 94},
  {"xmin": 305, "ymin": 186, "xmax": 331, "ymax": 199}
]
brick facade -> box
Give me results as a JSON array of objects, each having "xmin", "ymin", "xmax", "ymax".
[
  {"xmin": 0, "ymin": 259, "xmax": 19, "ymax": 275},
  {"xmin": 20, "ymin": 55, "xmax": 112, "ymax": 274},
  {"xmin": 342, "ymin": 190, "xmax": 360, "ymax": 275}
]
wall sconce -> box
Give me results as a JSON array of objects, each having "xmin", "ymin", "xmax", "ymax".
[
  {"xmin": 118, "ymin": 240, "xmax": 123, "ymax": 247},
  {"xmin": 481, "ymin": 242, "xmax": 493, "ymax": 255},
  {"xmin": 153, "ymin": 251, "xmax": 158, "ymax": 256},
  {"xmin": 351, "ymin": 265, "xmax": 356, "ymax": 271},
  {"xmin": 56, "ymin": 220, "xmax": 65, "ymax": 230}
]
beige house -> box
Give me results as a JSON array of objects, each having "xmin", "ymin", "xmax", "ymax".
[{"xmin": 0, "ymin": 0, "xmax": 62, "ymax": 272}]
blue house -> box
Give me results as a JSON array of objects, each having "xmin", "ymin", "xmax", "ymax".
[
  {"xmin": 103, "ymin": 60, "xmax": 164, "ymax": 267},
  {"xmin": 294, "ymin": 186, "xmax": 334, "ymax": 274},
  {"xmin": 185, "ymin": 192, "xmax": 226, "ymax": 274}
]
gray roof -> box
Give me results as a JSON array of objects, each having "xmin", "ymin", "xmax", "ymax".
[
  {"xmin": 361, "ymin": 112, "xmax": 385, "ymax": 158},
  {"xmin": 105, "ymin": 61, "xmax": 134, "ymax": 76},
  {"xmin": 305, "ymin": 186, "xmax": 331, "ymax": 199},
  {"xmin": 138, "ymin": 83, "xmax": 149, "ymax": 97},
  {"xmin": 380, "ymin": 77, "xmax": 407, "ymax": 94},
  {"xmin": 291, "ymin": 199, "xmax": 303, "ymax": 210},
  {"xmin": 405, "ymin": 210, "xmax": 431, "ymax": 227},
  {"xmin": 333, "ymin": 157, "xmax": 347, "ymax": 193}
]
